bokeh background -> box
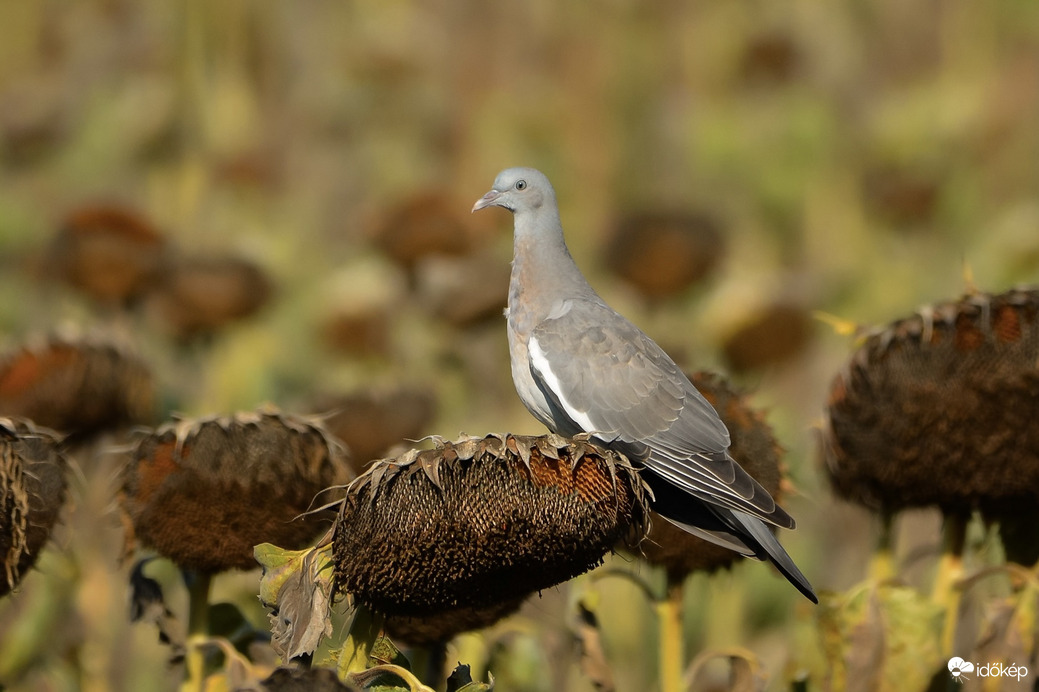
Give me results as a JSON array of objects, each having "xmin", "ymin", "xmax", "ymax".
[{"xmin": 0, "ymin": 1, "xmax": 1037, "ymax": 690}]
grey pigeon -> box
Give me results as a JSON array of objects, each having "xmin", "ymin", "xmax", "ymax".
[{"xmin": 473, "ymin": 167, "xmax": 816, "ymax": 603}]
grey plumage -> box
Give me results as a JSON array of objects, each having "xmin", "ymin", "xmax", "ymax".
[{"xmin": 473, "ymin": 167, "xmax": 816, "ymax": 603}]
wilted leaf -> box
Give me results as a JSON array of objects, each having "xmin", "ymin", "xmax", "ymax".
[
  {"xmin": 446, "ymin": 664, "xmax": 495, "ymax": 692},
  {"xmin": 818, "ymin": 582, "xmax": 943, "ymax": 692},
  {"xmin": 972, "ymin": 570, "xmax": 1039, "ymax": 688},
  {"xmin": 445, "ymin": 664, "xmax": 474, "ymax": 691},
  {"xmin": 369, "ymin": 636, "xmax": 410, "ymax": 669},
  {"xmin": 256, "ymin": 540, "xmax": 335, "ymax": 660},
  {"xmin": 128, "ymin": 558, "xmax": 184, "ymax": 659},
  {"xmin": 572, "ymin": 594, "xmax": 615, "ymax": 692},
  {"xmin": 685, "ymin": 648, "xmax": 767, "ymax": 692}
]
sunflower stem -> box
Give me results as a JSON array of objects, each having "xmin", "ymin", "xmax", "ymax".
[
  {"xmin": 869, "ymin": 511, "xmax": 896, "ymax": 582},
  {"xmin": 933, "ymin": 513, "xmax": 968, "ymax": 658},
  {"xmin": 409, "ymin": 642, "xmax": 448, "ymax": 690},
  {"xmin": 183, "ymin": 570, "xmax": 212, "ymax": 692},
  {"xmin": 656, "ymin": 577, "xmax": 684, "ymax": 692}
]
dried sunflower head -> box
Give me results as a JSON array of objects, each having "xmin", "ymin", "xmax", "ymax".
[
  {"xmin": 383, "ymin": 598, "xmax": 525, "ymax": 647},
  {"xmin": 333, "ymin": 433, "xmax": 649, "ymax": 619},
  {"xmin": 603, "ymin": 211, "xmax": 725, "ymax": 300},
  {"xmin": 722, "ymin": 301, "xmax": 813, "ymax": 373},
  {"xmin": 145, "ymin": 254, "xmax": 273, "ymax": 341},
  {"xmin": 639, "ymin": 372, "xmax": 785, "ymax": 581},
  {"xmin": 121, "ymin": 408, "xmax": 353, "ymax": 574},
  {"xmin": 0, "ymin": 418, "xmax": 67, "ymax": 596},
  {"xmin": 48, "ymin": 204, "xmax": 167, "ymax": 306},
  {"xmin": 0, "ymin": 333, "xmax": 156, "ymax": 437},
  {"xmin": 823, "ymin": 287, "xmax": 1039, "ymax": 515},
  {"xmin": 372, "ymin": 191, "xmax": 478, "ymax": 272}
]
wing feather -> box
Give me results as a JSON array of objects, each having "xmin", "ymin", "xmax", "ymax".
[{"xmin": 528, "ymin": 299, "xmax": 792, "ymax": 527}]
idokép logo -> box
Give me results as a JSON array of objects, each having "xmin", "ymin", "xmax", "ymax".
[{"xmin": 948, "ymin": 656, "xmax": 1028, "ymax": 684}]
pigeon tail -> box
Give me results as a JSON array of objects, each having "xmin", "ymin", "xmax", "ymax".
[{"xmin": 646, "ymin": 470, "xmax": 817, "ymax": 603}]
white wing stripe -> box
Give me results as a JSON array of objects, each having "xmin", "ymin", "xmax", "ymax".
[{"xmin": 528, "ymin": 336, "xmax": 599, "ymax": 434}]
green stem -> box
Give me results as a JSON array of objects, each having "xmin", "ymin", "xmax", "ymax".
[
  {"xmin": 410, "ymin": 642, "xmax": 448, "ymax": 691},
  {"xmin": 656, "ymin": 577, "xmax": 684, "ymax": 692},
  {"xmin": 187, "ymin": 571, "xmax": 213, "ymax": 637},
  {"xmin": 869, "ymin": 511, "xmax": 896, "ymax": 582},
  {"xmin": 933, "ymin": 514, "xmax": 968, "ymax": 658},
  {"xmin": 183, "ymin": 571, "xmax": 213, "ymax": 692}
]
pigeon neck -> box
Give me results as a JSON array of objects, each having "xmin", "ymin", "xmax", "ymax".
[{"xmin": 511, "ymin": 209, "xmax": 595, "ymax": 308}]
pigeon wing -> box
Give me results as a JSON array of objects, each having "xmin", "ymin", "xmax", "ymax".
[{"xmin": 528, "ymin": 299, "xmax": 793, "ymax": 527}]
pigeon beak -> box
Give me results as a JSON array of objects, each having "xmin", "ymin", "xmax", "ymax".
[{"xmin": 472, "ymin": 189, "xmax": 503, "ymax": 213}]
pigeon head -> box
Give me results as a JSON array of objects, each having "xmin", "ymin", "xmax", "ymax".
[{"xmin": 472, "ymin": 167, "xmax": 555, "ymax": 215}]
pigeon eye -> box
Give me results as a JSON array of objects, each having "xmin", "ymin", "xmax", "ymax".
[{"xmin": 515, "ymin": 180, "xmax": 527, "ymax": 190}]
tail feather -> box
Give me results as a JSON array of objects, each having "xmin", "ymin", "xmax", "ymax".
[
  {"xmin": 725, "ymin": 509, "xmax": 818, "ymax": 604},
  {"xmin": 645, "ymin": 470, "xmax": 817, "ymax": 603}
]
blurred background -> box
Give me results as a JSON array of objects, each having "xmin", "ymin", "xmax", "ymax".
[{"xmin": 0, "ymin": 0, "xmax": 1037, "ymax": 690}]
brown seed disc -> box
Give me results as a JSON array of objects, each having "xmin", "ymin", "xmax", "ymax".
[
  {"xmin": 0, "ymin": 335, "xmax": 156, "ymax": 436},
  {"xmin": 603, "ymin": 211, "xmax": 725, "ymax": 300},
  {"xmin": 333, "ymin": 434, "xmax": 649, "ymax": 617},
  {"xmin": 722, "ymin": 302, "xmax": 814, "ymax": 373},
  {"xmin": 0, "ymin": 418, "xmax": 67, "ymax": 596},
  {"xmin": 372, "ymin": 191, "xmax": 476, "ymax": 272},
  {"xmin": 639, "ymin": 372, "xmax": 785, "ymax": 581},
  {"xmin": 145, "ymin": 255, "xmax": 273, "ymax": 340},
  {"xmin": 121, "ymin": 408, "xmax": 353, "ymax": 573},
  {"xmin": 384, "ymin": 598, "xmax": 525, "ymax": 647},
  {"xmin": 49, "ymin": 205, "xmax": 167, "ymax": 306},
  {"xmin": 862, "ymin": 163, "xmax": 942, "ymax": 227},
  {"xmin": 739, "ymin": 30, "xmax": 801, "ymax": 85},
  {"xmin": 823, "ymin": 287, "xmax": 1039, "ymax": 514}
]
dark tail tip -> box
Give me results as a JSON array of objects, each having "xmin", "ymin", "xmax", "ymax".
[{"xmin": 730, "ymin": 509, "xmax": 818, "ymax": 603}]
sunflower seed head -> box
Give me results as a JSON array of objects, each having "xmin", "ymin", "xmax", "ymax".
[
  {"xmin": 120, "ymin": 407, "xmax": 353, "ymax": 573},
  {"xmin": 824, "ymin": 287, "xmax": 1039, "ymax": 514},
  {"xmin": 333, "ymin": 433, "xmax": 650, "ymax": 617},
  {"xmin": 0, "ymin": 418, "xmax": 67, "ymax": 596}
]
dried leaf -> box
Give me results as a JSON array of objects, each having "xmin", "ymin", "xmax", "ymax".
[
  {"xmin": 512, "ymin": 436, "xmax": 532, "ymax": 470},
  {"xmin": 972, "ymin": 575, "xmax": 1039, "ymax": 687},
  {"xmin": 369, "ymin": 635, "xmax": 411, "ymax": 669},
  {"xmin": 538, "ymin": 438, "xmax": 560, "ymax": 461},
  {"xmin": 447, "ymin": 664, "xmax": 495, "ymax": 691},
  {"xmin": 573, "ymin": 594, "xmax": 615, "ymax": 691},
  {"xmin": 453, "ymin": 437, "xmax": 479, "ymax": 461},
  {"xmin": 480, "ymin": 435, "xmax": 504, "ymax": 458},
  {"xmin": 370, "ymin": 464, "xmax": 389, "ymax": 496},
  {"xmin": 685, "ymin": 648, "xmax": 767, "ymax": 692},
  {"xmin": 817, "ymin": 582, "xmax": 943, "ymax": 692},
  {"xmin": 128, "ymin": 559, "xmax": 184, "ymax": 658},
  {"xmin": 256, "ymin": 541, "xmax": 335, "ymax": 660},
  {"xmin": 544, "ymin": 432, "xmax": 568, "ymax": 449},
  {"xmin": 418, "ymin": 453, "xmax": 442, "ymax": 490}
]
